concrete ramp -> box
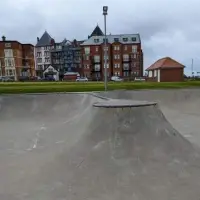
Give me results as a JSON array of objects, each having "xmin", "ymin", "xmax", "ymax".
[{"xmin": 0, "ymin": 93, "xmax": 200, "ymax": 200}]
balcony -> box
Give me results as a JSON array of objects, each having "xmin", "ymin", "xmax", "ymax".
[
  {"xmin": 123, "ymin": 64, "xmax": 130, "ymax": 71},
  {"xmin": 36, "ymin": 66, "xmax": 43, "ymax": 71},
  {"xmin": 93, "ymin": 59, "xmax": 101, "ymax": 63},
  {"xmin": 92, "ymin": 65, "xmax": 101, "ymax": 72},
  {"xmin": 123, "ymin": 57, "xmax": 130, "ymax": 62}
]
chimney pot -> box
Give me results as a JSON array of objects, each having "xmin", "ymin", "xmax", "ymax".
[{"xmin": 2, "ymin": 36, "xmax": 6, "ymax": 41}]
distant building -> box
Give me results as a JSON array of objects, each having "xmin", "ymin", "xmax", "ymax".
[
  {"xmin": 0, "ymin": 36, "xmax": 35, "ymax": 80},
  {"xmin": 81, "ymin": 26, "xmax": 143, "ymax": 80},
  {"xmin": 146, "ymin": 57, "xmax": 185, "ymax": 82},
  {"xmin": 50, "ymin": 39, "xmax": 83, "ymax": 80},
  {"xmin": 35, "ymin": 31, "xmax": 54, "ymax": 77}
]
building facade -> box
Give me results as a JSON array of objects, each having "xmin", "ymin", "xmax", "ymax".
[
  {"xmin": 35, "ymin": 31, "xmax": 54, "ymax": 77},
  {"xmin": 146, "ymin": 57, "xmax": 185, "ymax": 82},
  {"xmin": 50, "ymin": 39, "xmax": 83, "ymax": 79},
  {"xmin": 0, "ymin": 36, "xmax": 35, "ymax": 80},
  {"xmin": 80, "ymin": 26, "xmax": 143, "ymax": 80}
]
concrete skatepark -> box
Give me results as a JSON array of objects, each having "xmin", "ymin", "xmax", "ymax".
[{"xmin": 0, "ymin": 89, "xmax": 200, "ymax": 200}]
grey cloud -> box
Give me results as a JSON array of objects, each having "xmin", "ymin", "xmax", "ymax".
[{"xmin": 0, "ymin": 0, "xmax": 200, "ymax": 73}]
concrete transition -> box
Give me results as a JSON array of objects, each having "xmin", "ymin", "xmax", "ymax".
[{"xmin": 0, "ymin": 89, "xmax": 200, "ymax": 200}]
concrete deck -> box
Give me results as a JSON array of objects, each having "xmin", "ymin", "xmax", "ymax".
[{"xmin": 0, "ymin": 89, "xmax": 200, "ymax": 200}]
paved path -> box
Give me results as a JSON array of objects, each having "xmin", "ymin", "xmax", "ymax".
[{"xmin": 0, "ymin": 90, "xmax": 200, "ymax": 200}]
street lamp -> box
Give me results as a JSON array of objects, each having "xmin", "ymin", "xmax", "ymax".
[{"xmin": 103, "ymin": 6, "xmax": 108, "ymax": 91}]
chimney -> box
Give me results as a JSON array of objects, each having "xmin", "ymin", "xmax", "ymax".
[
  {"xmin": 2, "ymin": 36, "xmax": 6, "ymax": 41},
  {"xmin": 37, "ymin": 37, "xmax": 39, "ymax": 42}
]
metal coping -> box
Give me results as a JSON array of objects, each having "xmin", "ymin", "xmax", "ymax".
[{"xmin": 93, "ymin": 99, "xmax": 157, "ymax": 108}]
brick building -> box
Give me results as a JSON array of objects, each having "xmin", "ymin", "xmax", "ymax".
[
  {"xmin": 80, "ymin": 26, "xmax": 143, "ymax": 80},
  {"xmin": 146, "ymin": 57, "xmax": 185, "ymax": 82},
  {"xmin": 0, "ymin": 36, "xmax": 35, "ymax": 80}
]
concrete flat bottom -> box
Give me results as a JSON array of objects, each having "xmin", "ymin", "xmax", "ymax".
[{"xmin": 0, "ymin": 89, "xmax": 200, "ymax": 200}]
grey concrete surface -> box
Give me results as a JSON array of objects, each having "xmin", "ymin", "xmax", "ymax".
[
  {"xmin": 0, "ymin": 90, "xmax": 200, "ymax": 200},
  {"xmin": 101, "ymin": 88, "xmax": 200, "ymax": 146}
]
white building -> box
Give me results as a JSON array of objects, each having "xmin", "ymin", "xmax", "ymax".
[{"xmin": 35, "ymin": 31, "xmax": 54, "ymax": 77}]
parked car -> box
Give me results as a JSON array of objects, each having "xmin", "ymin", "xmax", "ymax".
[
  {"xmin": 76, "ymin": 77, "xmax": 88, "ymax": 82},
  {"xmin": 0, "ymin": 76, "xmax": 15, "ymax": 82},
  {"xmin": 111, "ymin": 76, "xmax": 123, "ymax": 82}
]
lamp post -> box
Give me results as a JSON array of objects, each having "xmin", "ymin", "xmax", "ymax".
[{"xmin": 103, "ymin": 6, "xmax": 108, "ymax": 91}]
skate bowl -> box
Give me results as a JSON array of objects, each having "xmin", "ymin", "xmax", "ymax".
[{"xmin": 0, "ymin": 90, "xmax": 200, "ymax": 200}]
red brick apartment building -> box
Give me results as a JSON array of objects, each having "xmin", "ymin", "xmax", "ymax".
[
  {"xmin": 80, "ymin": 26, "xmax": 143, "ymax": 80},
  {"xmin": 0, "ymin": 36, "xmax": 35, "ymax": 80}
]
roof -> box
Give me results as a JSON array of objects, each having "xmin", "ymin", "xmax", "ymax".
[
  {"xmin": 43, "ymin": 65, "xmax": 58, "ymax": 73},
  {"xmin": 36, "ymin": 31, "xmax": 53, "ymax": 47},
  {"xmin": 90, "ymin": 25, "xmax": 104, "ymax": 37},
  {"xmin": 146, "ymin": 57, "xmax": 185, "ymax": 71},
  {"xmin": 81, "ymin": 34, "xmax": 141, "ymax": 46}
]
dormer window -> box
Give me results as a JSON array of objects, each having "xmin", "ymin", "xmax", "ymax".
[
  {"xmin": 103, "ymin": 38, "xmax": 108, "ymax": 43},
  {"xmin": 123, "ymin": 38, "xmax": 128, "ymax": 42},
  {"xmin": 114, "ymin": 38, "xmax": 119, "ymax": 42},
  {"xmin": 94, "ymin": 39, "xmax": 99, "ymax": 43},
  {"xmin": 132, "ymin": 37, "xmax": 136, "ymax": 41}
]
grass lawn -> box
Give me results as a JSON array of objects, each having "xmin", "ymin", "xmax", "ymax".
[{"xmin": 0, "ymin": 81, "xmax": 200, "ymax": 94}]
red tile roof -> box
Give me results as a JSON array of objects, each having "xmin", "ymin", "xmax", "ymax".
[{"xmin": 146, "ymin": 57, "xmax": 185, "ymax": 71}]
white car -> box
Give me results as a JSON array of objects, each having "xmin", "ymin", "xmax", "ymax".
[
  {"xmin": 76, "ymin": 77, "xmax": 88, "ymax": 82},
  {"xmin": 111, "ymin": 76, "xmax": 123, "ymax": 82}
]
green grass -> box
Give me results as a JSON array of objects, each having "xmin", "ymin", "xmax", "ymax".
[{"xmin": 0, "ymin": 81, "xmax": 200, "ymax": 94}]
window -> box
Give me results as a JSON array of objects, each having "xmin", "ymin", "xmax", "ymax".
[
  {"xmin": 132, "ymin": 45, "xmax": 137, "ymax": 53},
  {"xmin": 123, "ymin": 54, "xmax": 129, "ymax": 61},
  {"xmin": 114, "ymin": 71, "xmax": 120, "ymax": 76},
  {"xmin": 104, "ymin": 47, "xmax": 108, "ymax": 51},
  {"xmin": 114, "ymin": 46, "xmax": 120, "ymax": 50},
  {"xmin": 131, "ymin": 62, "xmax": 136, "ymax": 68},
  {"xmin": 44, "ymin": 51, "xmax": 49, "ymax": 57},
  {"xmin": 4, "ymin": 58, "xmax": 14, "ymax": 67},
  {"xmin": 123, "ymin": 63, "xmax": 129, "ymax": 70},
  {"xmin": 6, "ymin": 69, "xmax": 15, "ymax": 76},
  {"xmin": 4, "ymin": 49, "xmax": 13, "ymax": 57},
  {"xmin": 94, "ymin": 39, "xmax": 99, "ymax": 43},
  {"xmin": 132, "ymin": 37, "xmax": 136, "ymax": 41},
  {"xmin": 114, "ymin": 63, "xmax": 120, "ymax": 68},
  {"xmin": 95, "ymin": 46, "xmax": 99, "ymax": 52},
  {"xmin": 124, "ymin": 45, "xmax": 127, "ymax": 50},
  {"xmin": 84, "ymin": 64, "xmax": 90, "ymax": 69},
  {"xmin": 123, "ymin": 38, "xmax": 128, "ymax": 42},
  {"xmin": 94, "ymin": 64, "xmax": 100, "ymax": 71},
  {"xmin": 94, "ymin": 55, "xmax": 100, "ymax": 62},
  {"xmin": 103, "ymin": 38, "xmax": 108, "ymax": 43},
  {"xmin": 45, "ymin": 58, "xmax": 50, "ymax": 63},
  {"xmin": 104, "ymin": 63, "xmax": 109, "ymax": 68},
  {"xmin": 114, "ymin": 54, "xmax": 120, "ymax": 59},
  {"xmin": 123, "ymin": 71, "xmax": 129, "ymax": 77},
  {"xmin": 84, "ymin": 47, "xmax": 90, "ymax": 55},
  {"xmin": 114, "ymin": 38, "xmax": 119, "ymax": 42},
  {"xmin": 104, "ymin": 55, "xmax": 109, "ymax": 60},
  {"xmin": 37, "ymin": 58, "xmax": 42, "ymax": 63},
  {"xmin": 5, "ymin": 43, "xmax": 11, "ymax": 48},
  {"xmin": 37, "ymin": 52, "xmax": 42, "ymax": 57}
]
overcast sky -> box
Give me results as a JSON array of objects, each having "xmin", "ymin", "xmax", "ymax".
[{"xmin": 0, "ymin": 0, "xmax": 200, "ymax": 75}]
